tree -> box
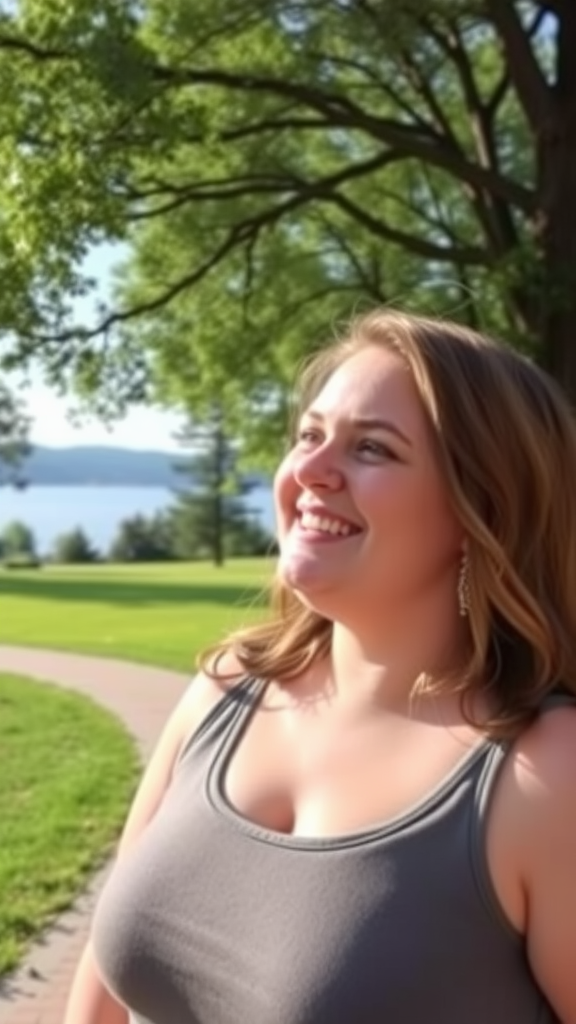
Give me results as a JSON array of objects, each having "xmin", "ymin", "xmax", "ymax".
[
  {"xmin": 224, "ymin": 513, "xmax": 277, "ymax": 558},
  {"xmin": 172, "ymin": 407, "xmax": 249, "ymax": 567},
  {"xmin": 52, "ymin": 527, "xmax": 98, "ymax": 563},
  {"xmin": 0, "ymin": 383, "xmax": 30, "ymax": 487},
  {"xmin": 166, "ymin": 480, "xmax": 274, "ymax": 563},
  {"xmin": 1, "ymin": 520, "xmax": 36, "ymax": 558},
  {"xmin": 167, "ymin": 489, "xmax": 274, "ymax": 563},
  {"xmin": 108, "ymin": 512, "xmax": 173, "ymax": 562},
  {"xmin": 169, "ymin": 406, "xmax": 274, "ymax": 564},
  {"xmin": 1, "ymin": 1, "xmax": 575, "ymax": 449}
]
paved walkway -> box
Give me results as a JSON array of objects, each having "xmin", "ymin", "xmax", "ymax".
[{"xmin": 0, "ymin": 646, "xmax": 189, "ymax": 1024}]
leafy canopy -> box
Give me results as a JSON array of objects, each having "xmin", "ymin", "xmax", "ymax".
[{"xmin": 0, "ymin": 1, "xmax": 569, "ymax": 460}]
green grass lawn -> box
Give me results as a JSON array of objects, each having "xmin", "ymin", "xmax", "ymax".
[
  {"xmin": 0, "ymin": 673, "xmax": 140, "ymax": 975},
  {"xmin": 0, "ymin": 559, "xmax": 275, "ymax": 671},
  {"xmin": 0, "ymin": 560, "xmax": 275, "ymax": 976}
]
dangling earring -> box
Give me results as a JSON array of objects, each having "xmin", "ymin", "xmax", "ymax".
[{"xmin": 457, "ymin": 550, "xmax": 471, "ymax": 618}]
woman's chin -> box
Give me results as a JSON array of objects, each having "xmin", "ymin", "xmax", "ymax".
[{"xmin": 278, "ymin": 552, "xmax": 338, "ymax": 600}]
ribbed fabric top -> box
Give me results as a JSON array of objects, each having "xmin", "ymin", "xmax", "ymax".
[{"xmin": 92, "ymin": 678, "xmax": 566, "ymax": 1024}]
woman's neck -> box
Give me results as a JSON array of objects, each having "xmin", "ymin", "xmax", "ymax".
[{"xmin": 327, "ymin": 613, "xmax": 468, "ymax": 715}]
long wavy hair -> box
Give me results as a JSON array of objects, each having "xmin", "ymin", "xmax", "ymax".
[{"xmin": 200, "ymin": 309, "xmax": 576, "ymax": 738}]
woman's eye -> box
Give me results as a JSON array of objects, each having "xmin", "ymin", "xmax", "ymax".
[
  {"xmin": 295, "ymin": 430, "xmax": 397, "ymax": 460},
  {"xmin": 358, "ymin": 439, "xmax": 396, "ymax": 459},
  {"xmin": 297, "ymin": 429, "xmax": 320, "ymax": 444}
]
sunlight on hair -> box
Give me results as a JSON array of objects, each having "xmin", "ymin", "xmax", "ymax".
[{"xmin": 200, "ymin": 309, "xmax": 576, "ymax": 740}]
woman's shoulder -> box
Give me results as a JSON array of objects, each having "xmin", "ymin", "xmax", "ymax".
[
  {"xmin": 510, "ymin": 692, "xmax": 573, "ymax": 778},
  {"xmin": 499, "ymin": 697, "xmax": 576, "ymax": 886},
  {"xmin": 490, "ymin": 695, "xmax": 576, "ymax": 896},
  {"xmin": 511, "ymin": 696, "xmax": 576, "ymax": 807},
  {"xmin": 176, "ymin": 648, "xmax": 252, "ymax": 726}
]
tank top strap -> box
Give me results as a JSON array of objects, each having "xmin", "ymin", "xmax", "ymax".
[
  {"xmin": 174, "ymin": 675, "xmax": 265, "ymax": 770},
  {"xmin": 538, "ymin": 687, "xmax": 576, "ymax": 712},
  {"xmin": 473, "ymin": 687, "xmax": 576, "ymax": 813}
]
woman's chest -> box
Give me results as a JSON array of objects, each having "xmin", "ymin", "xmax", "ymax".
[
  {"xmin": 93, "ymin": 778, "xmax": 541, "ymax": 1024},
  {"xmin": 224, "ymin": 703, "xmax": 482, "ymax": 839}
]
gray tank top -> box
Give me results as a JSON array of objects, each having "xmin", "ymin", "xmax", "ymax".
[{"xmin": 92, "ymin": 677, "xmax": 567, "ymax": 1024}]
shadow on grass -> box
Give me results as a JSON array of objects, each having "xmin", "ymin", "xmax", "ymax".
[{"xmin": 0, "ymin": 576, "xmax": 268, "ymax": 609}]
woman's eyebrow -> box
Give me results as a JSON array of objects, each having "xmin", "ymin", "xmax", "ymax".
[{"xmin": 304, "ymin": 410, "xmax": 412, "ymax": 447}]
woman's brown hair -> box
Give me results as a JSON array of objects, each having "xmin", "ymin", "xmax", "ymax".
[{"xmin": 199, "ymin": 309, "xmax": 576, "ymax": 738}]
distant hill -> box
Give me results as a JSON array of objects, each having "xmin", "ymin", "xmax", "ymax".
[
  {"xmin": 18, "ymin": 445, "xmax": 194, "ymax": 487},
  {"xmin": 14, "ymin": 446, "xmax": 269, "ymax": 488}
]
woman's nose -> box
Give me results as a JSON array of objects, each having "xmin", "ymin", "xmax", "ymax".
[{"xmin": 293, "ymin": 441, "xmax": 344, "ymax": 491}]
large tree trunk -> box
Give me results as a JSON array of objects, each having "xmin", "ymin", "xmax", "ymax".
[{"xmin": 536, "ymin": 11, "xmax": 576, "ymax": 404}]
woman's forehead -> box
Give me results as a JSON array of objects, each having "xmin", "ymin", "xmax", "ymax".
[{"xmin": 305, "ymin": 347, "xmax": 427, "ymax": 439}]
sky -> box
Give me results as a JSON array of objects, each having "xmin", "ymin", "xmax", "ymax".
[
  {"xmin": 26, "ymin": 385, "xmax": 184, "ymax": 452},
  {"xmin": 11, "ymin": 242, "xmax": 185, "ymax": 452}
]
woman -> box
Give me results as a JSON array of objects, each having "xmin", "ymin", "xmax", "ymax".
[{"xmin": 66, "ymin": 310, "xmax": 576, "ymax": 1024}]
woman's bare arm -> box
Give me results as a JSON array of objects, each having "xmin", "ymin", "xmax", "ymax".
[
  {"xmin": 518, "ymin": 708, "xmax": 576, "ymax": 1024},
  {"xmin": 65, "ymin": 940, "xmax": 129, "ymax": 1024},
  {"xmin": 63, "ymin": 660, "xmax": 241, "ymax": 1024}
]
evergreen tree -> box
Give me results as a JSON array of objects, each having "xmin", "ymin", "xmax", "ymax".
[{"xmin": 170, "ymin": 410, "xmax": 272, "ymax": 565}]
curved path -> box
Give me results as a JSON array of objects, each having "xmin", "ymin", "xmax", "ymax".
[{"xmin": 0, "ymin": 645, "xmax": 189, "ymax": 1024}]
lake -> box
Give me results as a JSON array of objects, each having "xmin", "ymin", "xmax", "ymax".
[{"xmin": 0, "ymin": 485, "xmax": 276, "ymax": 557}]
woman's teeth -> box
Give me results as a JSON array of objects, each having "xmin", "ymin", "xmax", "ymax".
[{"xmin": 299, "ymin": 512, "xmax": 352, "ymax": 537}]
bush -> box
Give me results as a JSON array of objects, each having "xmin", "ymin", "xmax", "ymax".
[
  {"xmin": 52, "ymin": 527, "xmax": 98, "ymax": 564},
  {"xmin": 225, "ymin": 517, "xmax": 277, "ymax": 557},
  {"xmin": 108, "ymin": 513, "xmax": 173, "ymax": 562},
  {"xmin": 2, "ymin": 553, "xmax": 42, "ymax": 570},
  {"xmin": 1, "ymin": 520, "xmax": 37, "ymax": 559}
]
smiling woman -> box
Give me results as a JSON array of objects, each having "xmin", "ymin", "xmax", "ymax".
[
  {"xmin": 274, "ymin": 344, "xmax": 460, "ymax": 631},
  {"xmin": 69, "ymin": 309, "xmax": 576, "ymax": 1024}
]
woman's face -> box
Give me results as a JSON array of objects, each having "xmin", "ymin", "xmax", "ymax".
[{"xmin": 274, "ymin": 345, "xmax": 463, "ymax": 622}]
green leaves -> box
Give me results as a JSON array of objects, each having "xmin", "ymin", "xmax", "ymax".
[
  {"xmin": 0, "ymin": 1, "xmax": 571, "ymax": 458},
  {"xmin": 0, "ymin": 384, "xmax": 30, "ymax": 486}
]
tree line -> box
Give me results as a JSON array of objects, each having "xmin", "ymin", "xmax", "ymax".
[
  {"xmin": 0, "ymin": 503, "xmax": 274, "ymax": 568},
  {"xmin": 0, "ymin": 423, "xmax": 276, "ymax": 567}
]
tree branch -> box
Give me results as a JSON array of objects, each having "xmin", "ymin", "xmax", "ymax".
[
  {"xmin": 34, "ymin": 179, "xmax": 384, "ymax": 344},
  {"xmin": 122, "ymin": 172, "xmax": 300, "ymax": 214},
  {"xmin": 414, "ymin": 15, "xmax": 521, "ymax": 257},
  {"xmin": 486, "ymin": 71, "xmax": 511, "ymax": 119},
  {"xmin": 0, "ymin": 32, "xmax": 71, "ymax": 60},
  {"xmin": 31, "ymin": 156, "xmax": 490, "ymax": 355},
  {"xmin": 315, "ymin": 213, "xmax": 388, "ymax": 302},
  {"xmin": 326, "ymin": 192, "xmax": 490, "ymax": 265},
  {"xmin": 0, "ymin": 25, "xmax": 536, "ymax": 216},
  {"xmin": 398, "ymin": 46, "xmax": 460, "ymax": 147},
  {"xmin": 152, "ymin": 64, "xmax": 537, "ymax": 214},
  {"xmin": 486, "ymin": 0, "xmax": 555, "ymax": 132},
  {"xmin": 429, "ymin": 18, "xmax": 493, "ymax": 163},
  {"xmin": 220, "ymin": 114, "xmax": 332, "ymax": 140},
  {"xmin": 419, "ymin": 164, "xmax": 461, "ymax": 242},
  {"xmin": 125, "ymin": 151, "xmax": 407, "ymax": 220},
  {"xmin": 34, "ymin": 230, "xmax": 253, "ymax": 344},
  {"xmin": 540, "ymin": 1, "xmax": 571, "ymax": 17},
  {"xmin": 312, "ymin": 51, "xmax": 434, "ymax": 135}
]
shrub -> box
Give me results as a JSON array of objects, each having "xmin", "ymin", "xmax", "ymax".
[{"xmin": 52, "ymin": 528, "xmax": 99, "ymax": 564}]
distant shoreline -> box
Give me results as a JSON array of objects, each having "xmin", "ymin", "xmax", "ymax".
[
  {"xmin": 0, "ymin": 482, "xmax": 275, "ymax": 553},
  {"xmin": 8, "ymin": 445, "xmax": 269, "ymax": 490},
  {"xmin": 12, "ymin": 482, "xmax": 183, "ymax": 488}
]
